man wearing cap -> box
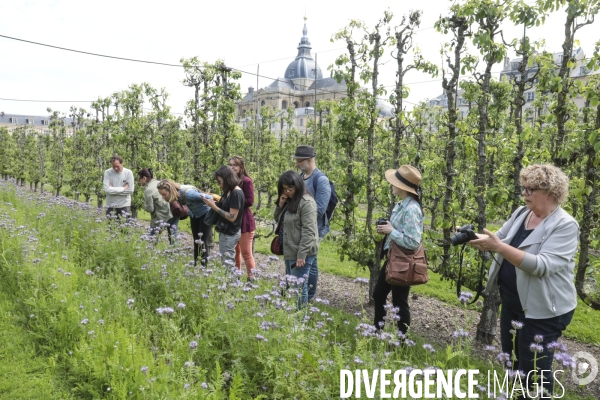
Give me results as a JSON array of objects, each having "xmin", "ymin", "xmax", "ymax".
[{"xmin": 293, "ymin": 145, "xmax": 331, "ymax": 301}]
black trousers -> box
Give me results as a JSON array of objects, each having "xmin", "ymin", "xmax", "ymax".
[
  {"xmin": 189, "ymin": 214, "xmax": 212, "ymax": 265},
  {"xmin": 373, "ymin": 261, "xmax": 411, "ymax": 334},
  {"xmin": 500, "ymin": 300, "xmax": 574, "ymax": 397}
]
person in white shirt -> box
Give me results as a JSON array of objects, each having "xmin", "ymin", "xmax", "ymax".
[{"xmin": 103, "ymin": 155, "xmax": 134, "ymax": 218}]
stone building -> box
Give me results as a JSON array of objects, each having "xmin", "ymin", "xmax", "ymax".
[{"xmin": 236, "ymin": 18, "xmax": 392, "ymax": 134}]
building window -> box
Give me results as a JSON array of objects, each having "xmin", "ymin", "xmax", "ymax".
[
  {"xmin": 293, "ymin": 101, "xmax": 299, "ymax": 109},
  {"xmin": 41, "ymin": 119, "xmax": 49, "ymax": 126},
  {"xmin": 580, "ymin": 66, "xmax": 586, "ymax": 76},
  {"xmin": 282, "ymin": 100, "xmax": 287, "ymax": 109},
  {"xmin": 9, "ymin": 117, "xmax": 18, "ymax": 124},
  {"xmin": 300, "ymin": 119, "xmax": 304, "ymax": 127},
  {"xmin": 261, "ymin": 100, "xmax": 265, "ymax": 107},
  {"xmin": 26, "ymin": 118, "xmax": 35, "ymax": 124},
  {"xmin": 304, "ymin": 101, "xmax": 310, "ymax": 107},
  {"xmin": 511, "ymin": 62, "xmax": 519, "ymax": 71},
  {"xmin": 526, "ymin": 92, "xmax": 535, "ymax": 102}
]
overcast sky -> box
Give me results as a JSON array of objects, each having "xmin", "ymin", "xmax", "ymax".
[{"xmin": 1, "ymin": 0, "xmax": 598, "ymax": 118}]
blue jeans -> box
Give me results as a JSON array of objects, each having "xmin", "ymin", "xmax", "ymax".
[
  {"xmin": 285, "ymin": 255, "xmax": 316, "ymax": 308},
  {"xmin": 307, "ymin": 255, "xmax": 318, "ymax": 301}
]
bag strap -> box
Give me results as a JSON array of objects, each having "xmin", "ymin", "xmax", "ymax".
[{"xmin": 456, "ymin": 206, "xmax": 529, "ymax": 305}]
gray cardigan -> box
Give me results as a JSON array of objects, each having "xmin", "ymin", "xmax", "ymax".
[
  {"xmin": 485, "ymin": 205, "xmax": 579, "ymax": 319},
  {"xmin": 274, "ymin": 194, "xmax": 319, "ymax": 261},
  {"xmin": 143, "ymin": 179, "xmax": 172, "ymax": 228}
]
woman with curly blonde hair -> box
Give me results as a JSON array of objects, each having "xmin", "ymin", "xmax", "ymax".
[{"xmin": 469, "ymin": 164, "xmax": 577, "ymax": 396}]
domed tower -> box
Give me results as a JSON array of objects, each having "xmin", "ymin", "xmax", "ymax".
[{"xmin": 284, "ymin": 17, "xmax": 323, "ymax": 90}]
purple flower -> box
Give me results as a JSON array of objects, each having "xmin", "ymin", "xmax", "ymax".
[
  {"xmin": 529, "ymin": 343, "xmax": 544, "ymax": 353},
  {"xmin": 201, "ymin": 382, "xmax": 208, "ymax": 389},
  {"xmin": 184, "ymin": 383, "xmax": 190, "ymax": 390},
  {"xmin": 126, "ymin": 299, "xmax": 134, "ymax": 308},
  {"xmin": 354, "ymin": 277, "xmax": 369, "ymax": 284},
  {"xmin": 511, "ymin": 320, "xmax": 524, "ymax": 330},
  {"xmin": 176, "ymin": 302, "xmax": 186, "ymax": 310},
  {"xmin": 141, "ymin": 366, "xmax": 148, "ymax": 374},
  {"xmin": 80, "ymin": 318, "xmax": 89, "ymax": 325},
  {"xmin": 534, "ymin": 334, "xmax": 544, "ymax": 343},
  {"xmin": 184, "ymin": 361, "xmax": 194, "ymax": 368},
  {"xmin": 458, "ymin": 291, "xmax": 473, "ymax": 304},
  {"xmin": 484, "ymin": 345, "xmax": 497, "ymax": 352},
  {"xmin": 189, "ymin": 341, "xmax": 198, "ymax": 350},
  {"xmin": 547, "ymin": 341, "xmax": 567, "ymax": 352},
  {"xmin": 496, "ymin": 352, "xmax": 511, "ymax": 363},
  {"xmin": 354, "ymin": 356, "xmax": 363, "ymax": 364},
  {"xmin": 85, "ymin": 270, "xmax": 94, "ymax": 276},
  {"xmin": 423, "ymin": 344, "xmax": 435, "ymax": 353}
]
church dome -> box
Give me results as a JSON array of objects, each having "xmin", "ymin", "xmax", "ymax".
[{"xmin": 284, "ymin": 19, "xmax": 323, "ymax": 81}]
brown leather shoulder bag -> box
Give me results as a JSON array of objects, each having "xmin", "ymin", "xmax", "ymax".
[{"xmin": 385, "ymin": 241, "xmax": 429, "ymax": 286}]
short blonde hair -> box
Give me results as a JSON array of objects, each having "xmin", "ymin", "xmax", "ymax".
[
  {"xmin": 156, "ymin": 179, "xmax": 181, "ymax": 202},
  {"xmin": 520, "ymin": 164, "xmax": 569, "ymax": 204}
]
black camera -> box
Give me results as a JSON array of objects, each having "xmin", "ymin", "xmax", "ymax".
[
  {"xmin": 450, "ymin": 224, "xmax": 478, "ymax": 246},
  {"xmin": 375, "ymin": 218, "xmax": 388, "ymax": 226}
]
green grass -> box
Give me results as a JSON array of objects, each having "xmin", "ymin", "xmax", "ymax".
[{"xmin": 26, "ymin": 185, "xmax": 600, "ymax": 347}]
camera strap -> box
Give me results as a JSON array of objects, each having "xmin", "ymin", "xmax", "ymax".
[{"xmin": 456, "ymin": 244, "xmax": 484, "ymax": 305}]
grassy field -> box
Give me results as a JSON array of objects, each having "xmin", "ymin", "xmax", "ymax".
[{"xmin": 28, "ymin": 183, "xmax": 600, "ymax": 347}]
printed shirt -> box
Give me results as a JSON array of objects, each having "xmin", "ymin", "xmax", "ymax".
[{"xmin": 384, "ymin": 196, "xmax": 423, "ymax": 251}]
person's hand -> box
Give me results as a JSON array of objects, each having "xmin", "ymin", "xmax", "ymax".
[
  {"xmin": 296, "ymin": 258, "xmax": 306, "ymax": 267},
  {"xmin": 376, "ymin": 221, "xmax": 393, "ymax": 235},
  {"xmin": 468, "ymin": 228, "xmax": 499, "ymax": 252},
  {"xmin": 123, "ymin": 183, "xmax": 129, "ymax": 189},
  {"xmin": 278, "ymin": 194, "xmax": 288, "ymax": 208},
  {"xmin": 202, "ymin": 196, "xmax": 216, "ymax": 208}
]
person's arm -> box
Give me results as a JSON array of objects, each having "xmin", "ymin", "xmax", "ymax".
[
  {"xmin": 387, "ymin": 205, "xmax": 423, "ymax": 250},
  {"xmin": 103, "ymin": 171, "xmax": 124, "ymax": 194},
  {"xmin": 518, "ymin": 219, "xmax": 579, "ymax": 277},
  {"xmin": 121, "ymin": 170, "xmax": 134, "ymax": 195},
  {"xmin": 297, "ymin": 198, "xmax": 318, "ymax": 263},
  {"xmin": 314, "ymin": 175, "xmax": 331, "ymax": 221},
  {"xmin": 204, "ymin": 190, "xmax": 241, "ymax": 223},
  {"xmin": 241, "ymin": 177, "xmax": 255, "ymax": 208},
  {"xmin": 143, "ymin": 189, "xmax": 154, "ymax": 213}
]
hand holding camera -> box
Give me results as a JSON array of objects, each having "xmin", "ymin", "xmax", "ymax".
[{"xmin": 375, "ymin": 218, "xmax": 392, "ymax": 235}]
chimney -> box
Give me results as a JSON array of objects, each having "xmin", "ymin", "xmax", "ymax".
[
  {"xmin": 504, "ymin": 56, "xmax": 510, "ymax": 68},
  {"xmin": 248, "ymin": 86, "xmax": 254, "ymax": 94}
]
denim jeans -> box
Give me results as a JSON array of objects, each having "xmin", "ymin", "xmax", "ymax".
[
  {"xmin": 285, "ymin": 254, "xmax": 316, "ymax": 308},
  {"xmin": 307, "ymin": 238, "xmax": 321, "ymax": 301},
  {"xmin": 219, "ymin": 230, "xmax": 241, "ymax": 268},
  {"xmin": 500, "ymin": 300, "xmax": 575, "ymax": 397}
]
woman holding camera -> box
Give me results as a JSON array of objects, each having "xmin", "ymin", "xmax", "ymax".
[
  {"xmin": 157, "ymin": 180, "xmax": 213, "ymax": 265},
  {"xmin": 374, "ymin": 165, "xmax": 424, "ymax": 335},
  {"xmin": 274, "ymin": 170, "xmax": 319, "ymax": 307},
  {"xmin": 469, "ymin": 164, "xmax": 577, "ymax": 395},
  {"xmin": 202, "ymin": 166, "xmax": 244, "ymax": 267}
]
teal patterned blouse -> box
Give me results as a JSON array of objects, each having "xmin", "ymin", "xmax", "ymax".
[{"xmin": 384, "ymin": 196, "xmax": 424, "ymax": 251}]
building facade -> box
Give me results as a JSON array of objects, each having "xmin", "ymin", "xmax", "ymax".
[{"xmin": 0, "ymin": 112, "xmax": 74, "ymax": 135}]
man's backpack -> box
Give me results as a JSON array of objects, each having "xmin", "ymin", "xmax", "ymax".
[{"xmin": 311, "ymin": 171, "xmax": 338, "ymax": 221}]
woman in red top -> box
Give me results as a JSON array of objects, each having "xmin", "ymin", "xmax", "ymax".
[{"xmin": 229, "ymin": 156, "xmax": 256, "ymax": 280}]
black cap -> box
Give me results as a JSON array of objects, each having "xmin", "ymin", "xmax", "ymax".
[{"xmin": 292, "ymin": 145, "xmax": 316, "ymax": 159}]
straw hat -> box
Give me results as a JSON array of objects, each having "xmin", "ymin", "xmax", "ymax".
[{"xmin": 385, "ymin": 165, "xmax": 422, "ymax": 197}]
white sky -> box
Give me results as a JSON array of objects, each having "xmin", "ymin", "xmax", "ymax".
[{"xmin": 1, "ymin": 0, "xmax": 598, "ymax": 118}]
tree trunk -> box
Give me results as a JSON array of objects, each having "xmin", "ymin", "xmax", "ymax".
[{"xmin": 475, "ymin": 288, "xmax": 501, "ymax": 344}]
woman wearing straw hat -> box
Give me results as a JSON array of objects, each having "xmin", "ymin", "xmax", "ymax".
[{"xmin": 374, "ymin": 165, "xmax": 424, "ymax": 335}]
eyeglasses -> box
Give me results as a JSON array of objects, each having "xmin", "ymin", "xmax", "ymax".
[
  {"xmin": 520, "ymin": 186, "xmax": 538, "ymax": 196},
  {"xmin": 282, "ymin": 186, "xmax": 295, "ymax": 193}
]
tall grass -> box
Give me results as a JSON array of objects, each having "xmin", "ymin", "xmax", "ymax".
[{"xmin": 0, "ymin": 182, "xmax": 591, "ymax": 399}]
